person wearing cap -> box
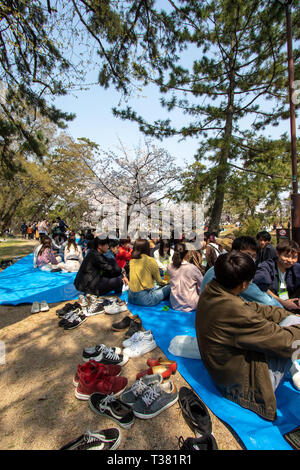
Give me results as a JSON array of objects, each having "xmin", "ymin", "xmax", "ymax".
[{"xmin": 74, "ymin": 236, "xmax": 124, "ymax": 296}]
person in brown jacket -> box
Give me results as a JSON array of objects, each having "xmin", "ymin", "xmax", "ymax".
[{"xmin": 195, "ymin": 251, "xmax": 300, "ymax": 421}]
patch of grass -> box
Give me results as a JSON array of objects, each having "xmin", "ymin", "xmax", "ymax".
[{"xmin": 0, "ymin": 239, "xmax": 38, "ymax": 261}]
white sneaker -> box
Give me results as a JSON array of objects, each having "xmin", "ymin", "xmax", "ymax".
[
  {"xmin": 122, "ymin": 330, "xmax": 153, "ymax": 348},
  {"xmin": 104, "ymin": 302, "xmax": 128, "ymax": 315},
  {"xmin": 31, "ymin": 302, "xmax": 40, "ymax": 314},
  {"xmin": 290, "ymin": 360, "xmax": 300, "ymax": 391},
  {"xmin": 123, "ymin": 334, "xmax": 157, "ymax": 358},
  {"xmin": 40, "ymin": 300, "xmax": 49, "ymax": 312}
]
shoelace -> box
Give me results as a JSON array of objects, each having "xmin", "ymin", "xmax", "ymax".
[
  {"xmin": 99, "ymin": 393, "xmax": 117, "ymax": 413},
  {"xmin": 77, "ymin": 431, "xmax": 102, "ymax": 449},
  {"xmin": 129, "ymin": 335, "xmax": 153, "ymax": 351},
  {"xmin": 105, "ymin": 348, "xmax": 121, "ymax": 361},
  {"xmin": 130, "ymin": 379, "xmax": 149, "ymax": 397},
  {"xmin": 177, "ymin": 435, "xmax": 185, "ymax": 449},
  {"xmin": 141, "ymin": 386, "xmax": 161, "ymax": 407}
]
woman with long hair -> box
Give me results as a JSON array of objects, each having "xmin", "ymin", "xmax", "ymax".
[
  {"xmin": 63, "ymin": 232, "xmax": 83, "ymax": 272},
  {"xmin": 36, "ymin": 236, "xmax": 60, "ymax": 271},
  {"xmin": 128, "ymin": 239, "xmax": 170, "ymax": 306},
  {"xmin": 167, "ymin": 243, "xmax": 203, "ymax": 312},
  {"xmin": 153, "ymin": 239, "xmax": 174, "ymax": 274}
]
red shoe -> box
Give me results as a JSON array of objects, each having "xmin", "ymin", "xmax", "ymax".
[
  {"xmin": 146, "ymin": 357, "xmax": 177, "ymax": 374},
  {"xmin": 73, "ymin": 360, "xmax": 121, "ymax": 386},
  {"xmin": 136, "ymin": 364, "xmax": 173, "ymax": 380},
  {"xmin": 75, "ymin": 374, "xmax": 128, "ymax": 400}
]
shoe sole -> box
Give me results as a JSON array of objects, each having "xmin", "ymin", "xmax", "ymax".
[
  {"xmin": 133, "ymin": 395, "xmax": 178, "ymax": 419},
  {"xmin": 89, "ymin": 400, "xmax": 135, "ymax": 430},
  {"xmin": 75, "ymin": 383, "xmax": 128, "ymax": 401},
  {"xmin": 85, "ymin": 310, "xmax": 104, "ymax": 316},
  {"xmin": 124, "ymin": 342, "xmax": 157, "ymax": 358}
]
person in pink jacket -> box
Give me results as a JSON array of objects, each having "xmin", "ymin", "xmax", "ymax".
[{"xmin": 167, "ymin": 243, "xmax": 203, "ymax": 312}]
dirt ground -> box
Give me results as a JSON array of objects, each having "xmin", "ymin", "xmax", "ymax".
[{"xmin": 0, "ymin": 300, "xmax": 242, "ymax": 451}]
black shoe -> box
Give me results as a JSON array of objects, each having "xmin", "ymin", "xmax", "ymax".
[
  {"xmin": 179, "ymin": 387, "xmax": 212, "ymax": 437},
  {"xmin": 112, "ymin": 315, "xmax": 138, "ymax": 331},
  {"xmin": 56, "ymin": 302, "xmax": 81, "ymax": 317},
  {"xmin": 124, "ymin": 319, "xmax": 142, "ymax": 338},
  {"xmin": 64, "ymin": 312, "xmax": 87, "ymax": 330},
  {"xmin": 178, "ymin": 434, "xmax": 218, "ymax": 450},
  {"xmin": 89, "ymin": 393, "xmax": 135, "ymax": 429},
  {"xmin": 82, "ymin": 344, "xmax": 122, "ymax": 361},
  {"xmin": 84, "ymin": 302, "xmax": 105, "ymax": 316},
  {"xmin": 60, "ymin": 428, "xmax": 122, "ymax": 450},
  {"xmin": 51, "ymin": 267, "xmax": 62, "ymax": 272}
]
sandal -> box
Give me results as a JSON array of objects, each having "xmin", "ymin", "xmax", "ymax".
[
  {"xmin": 136, "ymin": 364, "xmax": 175, "ymax": 380},
  {"xmin": 146, "ymin": 357, "xmax": 177, "ymax": 374}
]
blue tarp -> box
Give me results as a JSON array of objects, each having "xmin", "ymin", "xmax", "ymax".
[
  {"xmin": 0, "ymin": 254, "xmax": 299, "ymax": 449},
  {"xmin": 0, "ymin": 254, "xmax": 80, "ymax": 305},
  {"xmin": 125, "ymin": 298, "xmax": 300, "ymax": 451}
]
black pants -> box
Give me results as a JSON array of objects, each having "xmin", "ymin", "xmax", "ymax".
[{"xmin": 98, "ymin": 276, "xmax": 123, "ymax": 296}]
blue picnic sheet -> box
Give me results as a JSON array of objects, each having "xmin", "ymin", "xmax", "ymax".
[{"xmin": 0, "ymin": 254, "xmax": 80, "ymax": 305}]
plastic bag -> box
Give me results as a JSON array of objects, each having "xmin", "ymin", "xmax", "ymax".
[{"xmin": 168, "ymin": 335, "xmax": 201, "ymax": 359}]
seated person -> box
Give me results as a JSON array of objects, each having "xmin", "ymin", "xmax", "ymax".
[
  {"xmin": 62, "ymin": 233, "xmax": 83, "ymax": 272},
  {"xmin": 74, "ymin": 237, "xmax": 124, "ymax": 296},
  {"xmin": 104, "ymin": 238, "xmax": 120, "ymax": 262},
  {"xmin": 77, "ymin": 233, "xmax": 88, "ymax": 255},
  {"xmin": 116, "ymin": 237, "xmax": 132, "ymax": 276},
  {"xmin": 36, "ymin": 236, "xmax": 61, "ymax": 271},
  {"xmin": 201, "ymin": 236, "xmax": 282, "ymax": 307},
  {"xmin": 167, "ymin": 243, "xmax": 203, "ymax": 312},
  {"xmin": 256, "ymin": 230, "xmax": 277, "ymax": 266},
  {"xmin": 128, "ymin": 239, "xmax": 170, "ymax": 306},
  {"xmin": 253, "ymin": 239, "xmax": 300, "ymax": 312},
  {"xmin": 196, "ymin": 251, "xmax": 300, "ymax": 421},
  {"xmin": 154, "ymin": 239, "xmax": 174, "ymax": 275}
]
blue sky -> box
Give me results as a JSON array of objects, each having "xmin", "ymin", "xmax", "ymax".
[{"xmin": 54, "ymin": 71, "xmax": 293, "ymax": 170}]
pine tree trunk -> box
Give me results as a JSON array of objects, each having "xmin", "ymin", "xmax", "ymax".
[{"xmin": 208, "ymin": 63, "xmax": 235, "ymax": 233}]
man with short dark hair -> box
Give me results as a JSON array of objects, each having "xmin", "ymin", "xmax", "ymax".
[
  {"xmin": 74, "ymin": 237, "xmax": 124, "ymax": 296},
  {"xmin": 256, "ymin": 230, "xmax": 277, "ymax": 266},
  {"xmin": 200, "ymin": 236, "xmax": 281, "ymax": 306},
  {"xmin": 196, "ymin": 251, "xmax": 300, "ymax": 420}
]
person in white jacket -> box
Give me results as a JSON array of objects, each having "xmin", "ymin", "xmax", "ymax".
[
  {"xmin": 61, "ymin": 233, "xmax": 83, "ymax": 272},
  {"xmin": 154, "ymin": 239, "xmax": 174, "ymax": 274}
]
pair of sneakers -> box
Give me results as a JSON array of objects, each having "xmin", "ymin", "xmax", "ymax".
[
  {"xmin": 122, "ymin": 330, "xmax": 157, "ymax": 358},
  {"xmin": 121, "ymin": 375, "xmax": 178, "ymax": 419},
  {"xmin": 58, "ymin": 308, "xmax": 86, "ymax": 330},
  {"xmin": 104, "ymin": 301, "xmax": 128, "ymax": 315},
  {"xmin": 31, "ymin": 301, "xmax": 49, "ymax": 314},
  {"xmin": 74, "ymin": 365, "xmax": 128, "ymax": 401},
  {"xmin": 82, "ymin": 344, "xmax": 128, "ymax": 367},
  {"xmin": 178, "ymin": 386, "xmax": 218, "ymax": 450}
]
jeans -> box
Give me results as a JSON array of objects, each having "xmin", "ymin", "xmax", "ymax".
[
  {"xmin": 266, "ymin": 314, "xmax": 300, "ymax": 390},
  {"xmin": 128, "ymin": 285, "xmax": 171, "ymax": 307}
]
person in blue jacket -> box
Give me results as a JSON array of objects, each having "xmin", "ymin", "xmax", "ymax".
[
  {"xmin": 253, "ymin": 239, "xmax": 300, "ymax": 312},
  {"xmin": 200, "ymin": 235, "xmax": 282, "ymax": 307}
]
